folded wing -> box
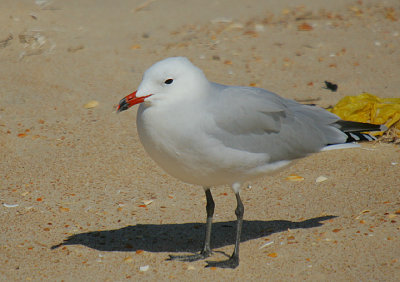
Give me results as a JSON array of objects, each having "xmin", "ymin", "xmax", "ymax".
[{"xmin": 207, "ymin": 84, "xmax": 347, "ymax": 163}]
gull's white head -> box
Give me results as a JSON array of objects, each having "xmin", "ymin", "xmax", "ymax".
[{"xmin": 117, "ymin": 57, "xmax": 209, "ymax": 112}]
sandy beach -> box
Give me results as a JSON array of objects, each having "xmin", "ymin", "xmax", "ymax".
[{"xmin": 1, "ymin": 0, "xmax": 399, "ymax": 280}]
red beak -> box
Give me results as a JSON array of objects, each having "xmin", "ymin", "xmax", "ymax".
[{"xmin": 117, "ymin": 91, "xmax": 152, "ymax": 112}]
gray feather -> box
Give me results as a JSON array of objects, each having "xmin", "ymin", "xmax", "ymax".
[{"xmin": 206, "ymin": 84, "xmax": 347, "ymax": 162}]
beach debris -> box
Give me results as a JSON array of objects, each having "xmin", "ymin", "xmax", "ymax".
[
  {"xmin": 329, "ymin": 93, "xmax": 400, "ymax": 140},
  {"xmin": 141, "ymin": 200, "xmax": 153, "ymax": 206},
  {"xmin": 259, "ymin": 241, "xmax": 274, "ymax": 249},
  {"xmin": 285, "ymin": 174, "xmax": 305, "ymax": 182},
  {"xmin": 294, "ymin": 97, "xmax": 321, "ymax": 103},
  {"xmin": 298, "ymin": 22, "xmax": 313, "ymax": 31},
  {"xmin": 139, "ymin": 265, "xmax": 149, "ymax": 271},
  {"xmin": 3, "ymin": 203, "xmax": 19, "ymax": 208},
  {"xmin": 59, "ymin": 206, "xmax": 70, "ymax": 212},
  {"xmin": 324, "ymin": 81, "xmax": 338, "ymax": 92},
  {"xmin": 316, "ymin": 176, "xmax": 328, "ymax": 183},
  {"xmin": 267, "ymin": 252, "xmax": 278, "ymax": 258},
  {"xmin": 83, "ymin": 100, "xmax": 99, "ymax": 109},
  {"xmin": 380, "ymin": 123, "xmax": 400, "ymax": 144}
]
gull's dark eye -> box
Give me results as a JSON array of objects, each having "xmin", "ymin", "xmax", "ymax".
[{"xmin": 164, "ymin": 78, "xmax": 173, "ymax": 85}]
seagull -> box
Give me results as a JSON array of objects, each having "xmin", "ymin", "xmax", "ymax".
[{"xmin": 117, "ymin": 57, "xmax": 385, "ymax": 268}]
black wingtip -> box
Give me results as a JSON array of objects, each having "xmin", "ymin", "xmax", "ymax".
[
  {"xmin": 335, "ymin": 120, "xmax": 386, "ymax": 133},
  {"xmin": 345, "ymin": 132, "xmax": 376, "ymax": 142}
]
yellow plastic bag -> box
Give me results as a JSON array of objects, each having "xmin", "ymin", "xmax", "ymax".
[{"xmin": 329, "ymin": 93, "xmax": 400, "ymax": 137}]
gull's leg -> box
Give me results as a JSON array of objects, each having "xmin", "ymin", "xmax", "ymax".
[
  {"xmin": 206, "ymin": 183, "xmax": 243, "ymax": 269},
  {"xmin": 168, "ymin": 187, "xmax": 214, "ymax": 262},
  {"xmin": 201, "ymin": 188, "xmax": 214, "ymax": 256}
]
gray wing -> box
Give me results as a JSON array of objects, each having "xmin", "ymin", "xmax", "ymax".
[{"xmin": 206, "ymin": 83, "xmax": 347, "ymax": 162}]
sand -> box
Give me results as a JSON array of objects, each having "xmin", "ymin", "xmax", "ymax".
[{"xmin": 1, "ymin": 0, "xmax": 399, "ymax": 281}]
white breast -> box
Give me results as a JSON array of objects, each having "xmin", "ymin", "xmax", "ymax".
[{"xmin": 136, "ymin": 102, "xmax": 291, "ymax": 186}]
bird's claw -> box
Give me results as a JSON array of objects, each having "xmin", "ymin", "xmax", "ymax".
[
  {"xmin": 206, "ymin": 255, "xmax": 239, "ymax": 269},
  {"xmin": 168, "ymin": 250, "xmax": 212, "ymax": 262}
]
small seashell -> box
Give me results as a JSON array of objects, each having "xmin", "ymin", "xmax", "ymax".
[
  {"xmin": 142, "ymin": 200, "xmax": 153, "ymax": 206},
  {"xmin": 259, "ymin": 241, "xmax": 274, "ymax": 249},
  {"xmin": 84, "ymin": 100, "xmax": 99, "ymax": 109},
  {"xmin": 3, "ymin": 203, "xmax": 19, "ymax": 208},
  {"xmin": 316, "ymin": 176, "xmax": 328, "ymax": 183},
  {"xmin": 285, "ymin": 175, "xmax": 304, "ymax": 181}
]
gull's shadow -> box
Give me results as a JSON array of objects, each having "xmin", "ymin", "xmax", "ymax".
[{"xmin": 51, "ymin": 216, "xmax": 336, "ymax": 252}]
